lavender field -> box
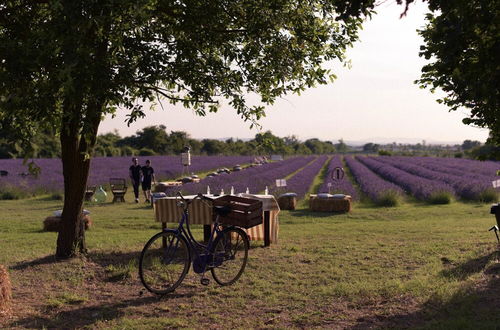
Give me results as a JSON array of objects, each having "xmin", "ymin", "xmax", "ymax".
[
  {"xmin": 0, "ymin": 154, "xmax": 498, "ymax": 204},
  {"xmin": 0, "ymin": 155, "xmax": 253, "ymax": 194}
]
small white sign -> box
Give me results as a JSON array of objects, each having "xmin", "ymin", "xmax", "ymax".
[
  {"xmin": 493, "ymin": 179, "xmax": 500, "ymax": 188},
  {"xmin": 276, "ymin": 179, "xmax": 287, "ymax": 187},
  {"xmin": 327, "ymin": 183, "xmax": 332, "ymax": 188}
]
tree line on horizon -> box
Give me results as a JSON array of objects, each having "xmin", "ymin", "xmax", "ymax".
[{"xmin": 1, "ymin": 124, "xmax": 498, "ymax": 160}]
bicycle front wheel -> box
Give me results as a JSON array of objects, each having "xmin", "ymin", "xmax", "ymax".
[
  {"xmin": 139, "ymin": 231, "xmax": 191, "ymax": 295},
  {"xmin": 210, "ymin": 227, "xmax": 249, "ymax": 286}
]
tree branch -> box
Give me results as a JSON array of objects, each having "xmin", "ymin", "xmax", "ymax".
[{"xmin": 144, "ymin": 85, "xmax": 219, "ymax": 104}]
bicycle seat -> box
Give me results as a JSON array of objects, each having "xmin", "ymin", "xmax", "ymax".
[{"xmin": 213, "ymin": 205, "xmax": 231, "ymax": 217}]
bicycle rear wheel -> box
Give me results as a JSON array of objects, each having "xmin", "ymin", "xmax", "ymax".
[
  {"xmin": 139, "ymin": 231, "xmax": 190, "ymax": 295},
  {"xmin": 210, "ymin": 227, "xmax": 249, "ymax": 286}
]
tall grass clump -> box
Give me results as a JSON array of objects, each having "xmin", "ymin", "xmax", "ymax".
[
  {"xmin": 478, "ymin": 188, "xmax": 498, "ymax": 203},
  {"xmin": 375, "ymin": 190, "xmax": 400, "ymax": 207},
  {"xmin": 0, "ymin": 185, "xmax": 29, "ymax": 200},
  {"xmin": 428, "ymin": 191, "xmax": 452, "ymax": 204}
]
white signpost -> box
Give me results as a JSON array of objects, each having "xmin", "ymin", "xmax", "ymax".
[{"xmin": 276, "ymin": 179, "xmax": 287, "ymax": 187}]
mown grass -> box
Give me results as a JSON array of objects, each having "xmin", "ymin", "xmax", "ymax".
[{"xmin": 1, "ymin": 189, "xmax": 499, "ymax": 328}]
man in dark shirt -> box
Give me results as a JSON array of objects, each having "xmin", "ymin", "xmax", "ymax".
[
  {"xmin": 129, "ymin": 157, "xmax": 142, "ymax": 203},
  {"xmin": 141, "ymin": 160, "xmax": 156, "ymax": 203}
]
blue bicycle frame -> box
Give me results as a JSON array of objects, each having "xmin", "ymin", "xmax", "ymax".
[{"xmin": 169, "ymin": 195, "xmax": 227, "ymax": 274}]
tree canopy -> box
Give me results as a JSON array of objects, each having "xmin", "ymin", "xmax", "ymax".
[{"xmin": 416, "ymin": 0, "xmax": 500, "ymax": 144}]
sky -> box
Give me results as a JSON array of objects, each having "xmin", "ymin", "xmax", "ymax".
[{"xmin": 99, "ymin": 1, "xmax": 491, "ymax": 145}]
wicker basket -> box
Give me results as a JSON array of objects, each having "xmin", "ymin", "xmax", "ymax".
[
  {"xmin": 309, "ymin": 195, "xmax": 351, "ymax": 213},
  {"xmin": 213, "ymin": 195, "xmax": 263, "ymax": 228}
]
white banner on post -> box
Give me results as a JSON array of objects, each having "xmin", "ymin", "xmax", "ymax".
[{"xmin": 276, "ymin": 179, "xmax": 287, "ymax": 187}]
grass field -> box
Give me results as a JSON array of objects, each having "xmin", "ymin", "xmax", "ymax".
[{"xmin": 1, "ymin": 190, "xmax": 499, "ymax": 329}]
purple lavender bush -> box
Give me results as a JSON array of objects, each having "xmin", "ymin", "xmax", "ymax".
[
  {"xmin": 372, "ymin": 156, "xmax": 498, "ymax": 202},
  {"xmin": 345, "ymin": 156, "xmax": 403, "ymax": 206},
  {"xmin": 423, "ymin": 157, "xmax": 500, "ymax": 178},
  {"xmin": 0, "ymin": 158, "xmax": 63, "ymax": 198},
  {"xmin": 318, "ymin": 156, "xmax": 358, "ymax": 200},
  {"xmin": 356, "ymin": 156, "xmax": 454, "ymax": 204}
]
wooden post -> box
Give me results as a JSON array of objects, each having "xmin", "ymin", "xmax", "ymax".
[{"xmin": 264, "ymin": 210, "xmax": 270, "ymax": 247}]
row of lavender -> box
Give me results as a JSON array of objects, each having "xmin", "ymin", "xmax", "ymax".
[
  {"xmin": 318, "ymin": 156, "xmax": 358, "ymax": 200},
  {"xmin": 182, "ymin": 156, "xmax": 317, "ymax": 196},
  {"xmin": 0, "ymin": 155, "xmax": 253, "ymax": 192},
  {"xmin": 341, "ymin": 156, "xmax": 498, "ymax": 204},
  {"xmin": 269, "ymin": 155, "xmax": 328, "ymax": 199},
  {"xmin": 371, "ymin": 156, "xmax": 497, "ymax": 201},
  {"xmin": 344, "ymin": 156, "xmax": 404, "ymax": 204},
  {"xmin": 356, "ymin": 156, "xmax": 455, "ymax": 203}
]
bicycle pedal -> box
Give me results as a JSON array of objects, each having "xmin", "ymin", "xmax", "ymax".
[{"xmin": 200, "ymin": 278, "xmax": 210, "ymax": 286}]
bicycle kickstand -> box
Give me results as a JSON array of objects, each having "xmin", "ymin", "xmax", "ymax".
[{"xmin": 488, "ymin": 225, "xmax": 500, "ymax": 243}]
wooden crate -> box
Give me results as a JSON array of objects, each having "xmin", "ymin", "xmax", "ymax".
[{"xmin": 213, "ymin": 195, "xmax": 263, "ymax": 228}]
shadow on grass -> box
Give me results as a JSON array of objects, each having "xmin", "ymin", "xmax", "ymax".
[
  {"xmin": 440, "ymin": 250, "xmax": 500, "ymax": 280},
  {"xmin": 289, "ymin": 209, "xmax": 349, "ymax": 218},
  {"xmin": 9, "ymin": 293, "xmax": 192, "ymax": 329},
  {"xmin": 351, "ymin": 251, "xmax": 500, "ymax": 329},
  {"xmin": 9, "ymin": 249, "xmax": 197, "ymax": 329},
  {"xmin": 10, "ymin": 254, "xmax": 60, "ymax": 270}
]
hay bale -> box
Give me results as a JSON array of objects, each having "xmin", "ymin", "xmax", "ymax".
[
  {"xmin": 309, "ymin": 195, "xmax": 351, "ymax": 213},
  {"xmin": 43, "ymin": 215, "xmax": 93, "ymax": 232},
  {"xmin": 43, "ymin": 216, "xmax": 61, "ymax": 231},
  {"xmin": 0, "ymin": 264, "xmax": 12, "ymax": 315},
  {"xmin": 278, "ymin": 195, "xmax": 297, "ymax": 210}
]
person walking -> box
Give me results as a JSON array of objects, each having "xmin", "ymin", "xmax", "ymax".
[
  {"xmin": 141, "ymin": 159, "xmax": 156, "ymax": 203},
  {"xmin": 129, "ymin": 157, "xmax": 142, "ymax": 203}
]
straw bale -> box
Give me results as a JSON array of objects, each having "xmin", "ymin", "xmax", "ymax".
[
  {"xmin": 0, "ymin": 264, "xmax": 12, "ymax": 315},
  {"xmin": 43, "ymin": 215, "xmax": 93, "ymax": 232},
  {"xmin": 309, "ymin": 196, "xmax": 351, "ymax": 213},
  {"xmin": 278, "ymin": 195, "xmax": 297, "ymax": 210}
]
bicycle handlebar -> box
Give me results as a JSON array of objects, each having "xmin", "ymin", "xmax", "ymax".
[
  {"xmin": 176, "ymin": 191, "xmax": 186, "ymax": 202},
  {"xmin": 176, "ymin": 192, "xmax": 213, "ymax": 210},
  {"xmin": 197, "ymin": 193, "xmax": 213, "ymax": 201}
]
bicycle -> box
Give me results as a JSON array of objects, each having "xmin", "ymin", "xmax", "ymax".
[{"xmin": 139, "ymin": 192, "xmax": 250, "ymax": 295}]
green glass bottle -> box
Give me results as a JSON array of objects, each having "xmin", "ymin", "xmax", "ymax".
[{"xmin": 94, "ymin": 185, "xmax": 107, "ymax": 203}]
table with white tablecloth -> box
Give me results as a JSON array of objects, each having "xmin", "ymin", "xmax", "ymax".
[{"xmin": 153, "ymin": 194, "xmax": 280, "ymax": 246}]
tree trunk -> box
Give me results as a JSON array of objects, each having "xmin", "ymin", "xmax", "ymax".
[
  {"xmin": 56, "ymin": 129, "xmax": 92, "ymax": 258},
  {"xmin": 56, "ymin": 103, "xmax": 102, "ymax": 259}
]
